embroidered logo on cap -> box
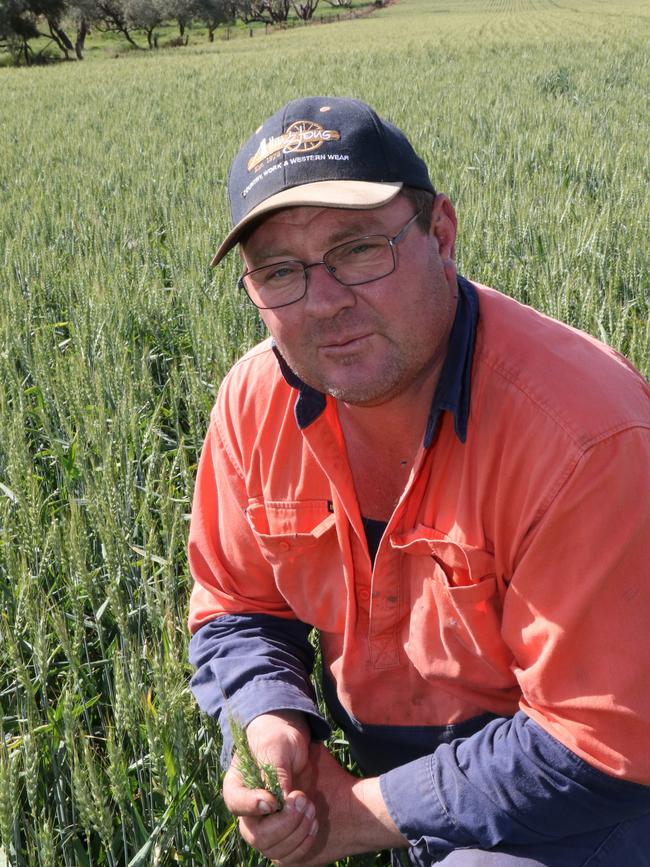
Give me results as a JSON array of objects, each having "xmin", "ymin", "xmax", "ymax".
[{"xmin": 247, "ymin": 120, "xmax": 341, "ymax": 172}]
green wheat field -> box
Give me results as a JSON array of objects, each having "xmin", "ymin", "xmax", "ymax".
[{"xmin": 1, "ymin": 0, "xmax": 649, "ymax": 863}]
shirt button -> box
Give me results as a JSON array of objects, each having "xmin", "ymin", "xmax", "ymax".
[
  {"xmin": 358, "ymin": 588, "xmax": 370, "ymax": 603},
  {"xmin": 278, "ymin": 541, "xmax": 291, "ymax": 551}
]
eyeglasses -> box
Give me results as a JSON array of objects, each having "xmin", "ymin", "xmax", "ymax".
[{"xmin": 238, "ymin": 209, "xmax": 423, "ymax": 310}]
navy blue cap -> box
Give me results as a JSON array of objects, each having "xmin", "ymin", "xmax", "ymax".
[{"xmin": 211, "ymin": 96, "xmax": 435, "ymax": 265}]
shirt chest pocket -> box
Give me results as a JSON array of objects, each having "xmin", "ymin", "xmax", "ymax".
[
  {"xmin": 391, "ymin": 526, "xmax": 516, "ymax": 698},
  {"xmin": 246, "ymin": 499, "xmax": 345, "ymax": 632}
]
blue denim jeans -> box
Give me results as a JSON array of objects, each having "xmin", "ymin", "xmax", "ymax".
[{"xmin": 392, "ymin": 811, "xmax": 650, "ymax": 866}]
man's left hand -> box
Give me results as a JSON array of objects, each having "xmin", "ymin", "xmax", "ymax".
[{"xmin": 256, "ymin": 742, "xmax": 407, "ymax": 866}]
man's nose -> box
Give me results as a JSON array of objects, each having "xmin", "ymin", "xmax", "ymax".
[{"xmin": 302, "ymin": 261, "xmax": 356, "ymax": 317}]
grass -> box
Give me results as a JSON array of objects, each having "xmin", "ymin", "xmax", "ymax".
[{"xmin": 0, "ymin": 0, "xmax": 649, "ymax": 863}]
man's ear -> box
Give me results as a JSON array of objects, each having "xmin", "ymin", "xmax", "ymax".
[{"xmin": 430, "ymin": 194, "xmax": 457, "ymax": 261}]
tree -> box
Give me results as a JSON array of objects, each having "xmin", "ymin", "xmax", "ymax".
[
  {"xmin": 0, "ymin": 0, "xmax": 74, "ymax": 63},
  {"xmin": 65, "ymin": 0, "xmax": 99, "ymax": 58},
  {"xmin": 237, "ymin": 0, "xmax": 290, "ymax": 25},
  {"xmin": 94, "ymin": 0, "xmax": 144, "ymax": 48},
  {"xmin": 41, "ymin": 0, "xmax": 75, "ymax": 57},
  {"xmin": 124, "ymin": 0, "xmax": 166, "ymax": 47},
  {"xmin": 291, "ymin": 0, "xmax": 318, "ymax": 20},
  {"xmin": 0, "ymin": 0, "xmax": 38, "ymax": 63},
  {"xmin": 193, "ymin": 0, "xmax": 232, "ymax": 40},
  {"xmin": 165, "ymin": 0, "xmax": 196, "ymax": 37}
]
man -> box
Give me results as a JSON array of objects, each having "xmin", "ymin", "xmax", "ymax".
[{"xmin": 188, "ymin": 96, "xmax": 650, "ymax": 865}]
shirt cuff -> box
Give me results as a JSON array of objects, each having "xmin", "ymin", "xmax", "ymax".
[
  {"xmin": 380, "ymin": 754, "xmax": 466, "ymax": 860},
  {"xmin": 218, "ymin": 678, "xmax": 330, "ymax": 768}
]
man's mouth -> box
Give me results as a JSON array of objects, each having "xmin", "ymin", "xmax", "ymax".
[{"xmin": 319, "ymin": 333, "xmax": 373, "ymax": 355}]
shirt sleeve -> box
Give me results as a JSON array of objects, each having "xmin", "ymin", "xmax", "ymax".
[
  {"xmin": 187, "ymin": 400, "xmax": 330, "ymax": 766},
  {"xmin": 188, "ymin": 408, "xmax": 298, "ymax": 631},
  {"xmin": 380, "ymin": 712, "xmax": 650, "ymax": 863},
  {"xmin": 189, "ymin": 613, "xmax": 330, "ymax": 767},
  {"xmin": 503, "ymin": 425, "xmax": 650, "ymax": 781},
  {"xmin": 383, "ymin": 425, "xmax": 650, "ymax": 859}
]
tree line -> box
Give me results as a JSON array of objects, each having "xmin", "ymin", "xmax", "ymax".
[{"xmin": 0, "ymin": 0, "xmax": 355, "ymax": 63}]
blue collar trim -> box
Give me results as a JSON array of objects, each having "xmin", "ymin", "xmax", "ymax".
[
  {"xmin": 272, "ymin": 345, "xmax": 327, "ymax": 429},
  {"xmin": 424, "ymin": 275, "xmax": 477, "ymax": 446},
  {"xmin": 273, "ymin": 276, "xmax": 479, "ymax": 444}
]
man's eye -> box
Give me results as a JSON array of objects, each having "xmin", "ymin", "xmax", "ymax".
[
  {"xmin": 339, "ymin": 239, "xmax": 384, "ymax": 259},
  {"xmin": 265, "ymin": 264, "xmax": 300, "ymax": 283}
]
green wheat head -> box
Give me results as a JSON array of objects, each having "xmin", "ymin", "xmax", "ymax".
[{"xmin": 229, "ymin": 714, "xmax": 284, "ymax": 809}]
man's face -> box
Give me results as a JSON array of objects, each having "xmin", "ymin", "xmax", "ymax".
[{"xmin": 240, "ymin": 195, "xmax": 458, "ymax": 408}]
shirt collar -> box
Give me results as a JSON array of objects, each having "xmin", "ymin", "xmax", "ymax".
[
  {"xmin": 424, "ymin": 274, "xmax": 477, "ymax": 446},
  {"xmin": 272, "ymin": 275, "xmax": 479, "ymax": 445}
]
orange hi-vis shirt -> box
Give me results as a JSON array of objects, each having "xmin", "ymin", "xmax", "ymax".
[{"xmin": 188, "ymin": 282, "xmax": 650, "ymax": 784}]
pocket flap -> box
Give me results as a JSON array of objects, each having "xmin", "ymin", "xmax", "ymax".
[
  {"xmin": 391, "ymin": 525, "xmax": 495, "ymax": 587},
  {"xmin": 246, "ymin": 499, "xmax": 335, "ymax": 539}
]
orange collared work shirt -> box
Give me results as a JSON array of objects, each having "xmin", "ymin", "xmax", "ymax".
[{"xmin": 189, "ymin": 283, "xmax": 650, "ymax": 784}]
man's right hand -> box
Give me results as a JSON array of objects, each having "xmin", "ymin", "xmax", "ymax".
[{"xmin": 222, "ymin": 710, "xmax": 319, "ymax": 862}]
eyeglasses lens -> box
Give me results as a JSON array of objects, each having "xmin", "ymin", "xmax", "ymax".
[
  {"xmin": 325, "ymin": 236, "xmax": 393, "ymax": 284},
  {"xmin": 243, "ymin": 262, "xmax": 305, "ymax": 309}
]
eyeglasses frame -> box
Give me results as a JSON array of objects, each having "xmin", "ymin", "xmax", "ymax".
[{"xmin": 237, "ymin": 208, "xmax": 424, "ymax": 310}]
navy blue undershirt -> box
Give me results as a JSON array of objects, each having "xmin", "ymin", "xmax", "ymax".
[{"xmin": 361, "ymin": 516, "xmax": 387, "ymax": 565}]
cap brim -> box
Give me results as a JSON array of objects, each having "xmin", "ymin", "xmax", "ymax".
[{"xmin": 210, "ymin": 180, "xmax": 403, "ymax": 267}]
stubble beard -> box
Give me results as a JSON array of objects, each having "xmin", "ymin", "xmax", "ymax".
[
  {"xmin": 320, "ymin": 357, "xmax": 407, "ymax": 406},
  {"xmin": 282, "ymin": 340, "xmax": 419, "ymax": 408}
]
